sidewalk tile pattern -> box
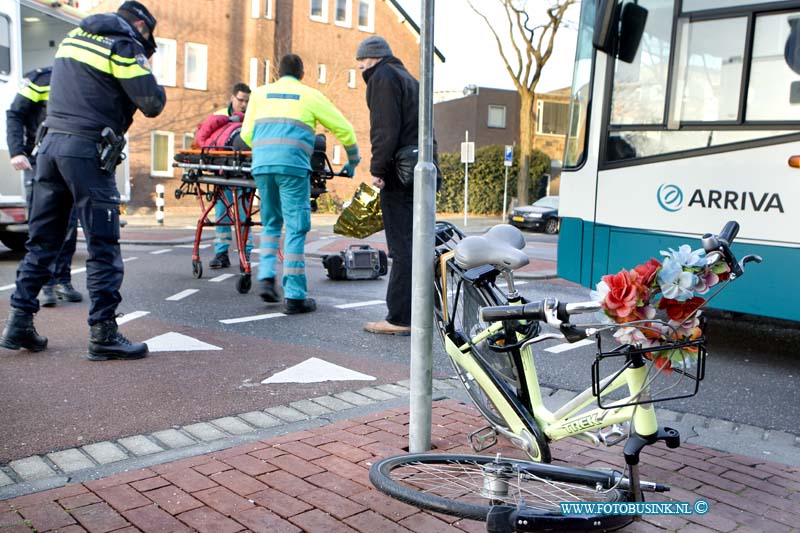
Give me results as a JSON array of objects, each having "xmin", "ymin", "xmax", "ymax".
[{"xmin": 2, "ymin": 400, "xmax": 799, "ymax": 532}]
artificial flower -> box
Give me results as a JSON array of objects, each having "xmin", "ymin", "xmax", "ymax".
[{"xmin": 657, "ymin": 258, "xmax": 697, "ymax": 302}]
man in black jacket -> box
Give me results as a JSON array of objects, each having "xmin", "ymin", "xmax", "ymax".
[
  {"xmin": 6, "ymin": 67, "xmax": 83, "ymax": 307},
  {"xmin": 0, "ymin": 1, "xmax": 166, "ymax": 360},
  {"xmin": 357, "ymin": 36, "xmax": 418, "ymax": 336}
]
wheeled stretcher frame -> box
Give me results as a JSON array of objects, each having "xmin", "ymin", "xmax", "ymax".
[{"xmin": 173, "ymin": 136, "xmax": 345, "ymax": 293}]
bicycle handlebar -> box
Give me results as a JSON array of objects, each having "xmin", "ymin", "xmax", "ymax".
[
  {"xmin": 701, "ymin": 220, "xmax": 761, "ymax": 281},
  {"xmin": 480, "ymin": 298, "xmax": 601, "ymax": 325}
]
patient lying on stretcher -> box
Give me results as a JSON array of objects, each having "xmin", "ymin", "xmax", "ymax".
[{"xmin": 193, "ymin": 111, "xmax": 249, "ymax": 151}]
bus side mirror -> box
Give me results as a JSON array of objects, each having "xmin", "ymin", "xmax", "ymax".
[
  {"xmin": 592, "ymin": 0, "xmax": 648, "ymax": 64},
  {"xmin": 618, "ymin": 3, "xmax": 648, "ymax": 63}
]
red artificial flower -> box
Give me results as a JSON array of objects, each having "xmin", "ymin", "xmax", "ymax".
[
  {"xmin": 634, "ymin": 258, "xmax": 661, "ymax": 289},
  {"xmin": 601, "ymin": 269, "xmax": 640, "ymax": 319},
  {"xmin": 659, "ymin": 296, "xmax": 704, "ymax": 322}
]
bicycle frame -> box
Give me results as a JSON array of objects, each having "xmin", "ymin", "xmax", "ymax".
[{"xmin": 437, "ymin": 253, "xmax": 659, "ymax": 455}]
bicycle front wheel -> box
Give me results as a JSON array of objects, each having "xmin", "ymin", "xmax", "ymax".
[{"xmin": 370, "ymin": 453, "xmax": 632, "ymax": 527}]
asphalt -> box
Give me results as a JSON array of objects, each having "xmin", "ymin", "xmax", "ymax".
[{"xmin": 1, "ymin": 212, "xmax": 798, "ymax": 533}]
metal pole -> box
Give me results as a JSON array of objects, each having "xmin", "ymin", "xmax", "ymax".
[
  {"xmin": 463, "ymin": 131, "xmax": 468, "ymax": 227},
  {"xmin": 409, "ymin": 0, "xmax": 436, "ymax": 454},
  {"xmin": 502, "ymin": 166, "xmax": 509, "ymax": 222}
]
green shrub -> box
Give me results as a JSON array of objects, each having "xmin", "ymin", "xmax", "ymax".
[{"xmin": 437, "ymin": 145, "xmax": 550, "ymax": 215}]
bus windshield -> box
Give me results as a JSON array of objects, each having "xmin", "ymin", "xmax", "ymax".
[{"xmin": 564, "ymin": 0, "xmax": 596, "ymax": 168}]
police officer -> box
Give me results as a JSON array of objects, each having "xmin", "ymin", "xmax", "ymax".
[
  {"xmin": 6, "ymin": 66, "xmax": 83, "ymax": 307},
  {"xmin": 0, "ymin": 1, "xmax": 166, "ymax": 360}
]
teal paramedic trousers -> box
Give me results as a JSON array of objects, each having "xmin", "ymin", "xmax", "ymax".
[{"xmin": 254, "ymin": 173, "xmax": 310, "ymax": 300}]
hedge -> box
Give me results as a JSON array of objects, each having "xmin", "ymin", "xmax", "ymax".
[{"xmin": 437, "ymin": 144, "xmax": 551, "ymax": 215}]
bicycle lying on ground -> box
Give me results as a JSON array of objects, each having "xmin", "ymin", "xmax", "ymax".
[{"xmin": 370, "ymin": 220, "xmax": 760, "ymax": 531}]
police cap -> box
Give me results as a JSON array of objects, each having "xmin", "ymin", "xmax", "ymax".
[{"xmin": 119, "ymin": 1, "xmax": 157, "ymax": 51}]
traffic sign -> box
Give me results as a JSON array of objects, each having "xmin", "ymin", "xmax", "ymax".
[
  {"xmin": 460, "ymin": 141, "xmax": 475, "ymax": 164},
  {"xmin": 504, "ymin": 145, "xmax": 513, "ymax": 167}
]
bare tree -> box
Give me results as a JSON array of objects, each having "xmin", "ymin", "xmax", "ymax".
[{"xmin": 466, "ymin": 0, "xmax": 574, "ymax": 205}]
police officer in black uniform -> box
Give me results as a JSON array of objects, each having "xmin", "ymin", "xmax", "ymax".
[
  {"xmin": 0, "ymin": 1, "xmax": 166, "ymax": 361},
  {"xmin": 6, "ymin": 66, "xmax": 84, "ymax": 307}
]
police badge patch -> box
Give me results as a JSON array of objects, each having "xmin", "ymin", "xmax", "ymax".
[{"xmin": 135, "ymin": 54, "xmax": 152, "ymax": 72}]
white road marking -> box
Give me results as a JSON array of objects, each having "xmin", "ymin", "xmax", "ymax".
[
  {"xmin": 498, "ymin": 280, "xmax": 529, "ymax": 286},
  {"xmin": 335, "ymin": 300, "xmax": 386, "ymax": 309},
  {"xmin": 150, "ymin": 249, "xmax": 172, "ymax": 255},
  {"xmin": 209, "ymin": 273, "xmax": 235, "ymax": 282},
  {"xmin": 123, "ymin": 257, "xmax": 138, "ymax": 263},
  {"xmin": 145, "ymin": 332, "xmax": 222, "ymax": 352},
  {"xmin": 165, "ymin": 289, "xmax": 199, "ymax": 301},
  {"xmin": 71, "ymin": 267, "xmax": 86, "ymax": 274},
  {"xmin": 0, "ymin": 284, "xmax": 15, "ymax": 292},
  {"xmin": 175, "ymin": 244, "xmax": 210, "ymax": 249},
  {"xmin": 117, "ymin": 311, "xmax": 149, "ymax": 325},
  {"xmin": 544, "ymin": 338, "xmax": 595, "ymax": 354},
  {"xmin": 262, "ymin": 357, "xmax": 375, "ymax": 384},
  {"xmin": 220, "ymin": 312, "xmax": 285, "ymax": 324}
]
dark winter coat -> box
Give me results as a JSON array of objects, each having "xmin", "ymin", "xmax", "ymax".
[{"xmin": 362, "ymin": 56, "xmax": 420, "ymax": 184}]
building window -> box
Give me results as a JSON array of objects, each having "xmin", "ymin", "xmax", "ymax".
[
  {"xmin": 335, "ymin": 0, "xmax": 352, "ymax": 27},
  {"xmin": 264, "ymin": 0, "xmax": 273, "ymax": 19},
  {"xmin": 0, "ymin": 15, "xmax": 10, "ymax": 78},
  {"xmin": 184, "ymin": 43, "xmax": 208, "ymax": 90},
  {"xmin": 249, "ymin": 57, "xmax": 259, "ymax": 89},
  {"xmin": 536, "ymin": 100, "xmax": 569, "ymax": 135},
  {"xmin": 151, "ymin": 38, "xmax": 176, "ymax": 87},
  {"xmin": 357, "ymin": 0, "xmax": 374, "ymax": 32},
  {"xmin": 347, "ymin": 69, "xmax": 357, "ymax": 89},
  {"xmin": 310, "ymin": 0, "xmax": 328, "ymax": 23},
  {"xmin": 318, "ymin": 64, "xmax": 327, "ymax": 84},
  {"xmin": 487, "ymin": 105, "xmax": 506, "ymax": 128},
  {"xmin": 264, "ymin": 59, "xmax": 271, "ymax": 83},
  {"xmin": 251, "ymin": 0, "xmax": 260, "ymax": 18},
  {"xmin": 151, "ymin": 131, "xmax": 174, "ymax": 178},
  {"xmin": 332, "ymin": 145, "xmax": 342, "ymax": 164},
  {"xmin": 182, "ymin": 132, "xmax": 195, "ymax": 149}
]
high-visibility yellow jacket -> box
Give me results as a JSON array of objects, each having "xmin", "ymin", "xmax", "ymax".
[
  {"xmin": 46, "ymin": 13, "xmax": 166, "ymax": 137},
  {"xmin": 241, "ymin": 76, "xmax": 359, "ymax": 177}
]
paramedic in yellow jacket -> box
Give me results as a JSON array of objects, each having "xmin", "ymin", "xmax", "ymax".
[{"xmin": 241, "ymin": 54, "xmax": 360, "ymax": 314}]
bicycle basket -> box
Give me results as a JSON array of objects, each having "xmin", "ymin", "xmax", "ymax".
[{"xmin": 591, "ymin": 334, "xmax": 707, "ymax": 409}]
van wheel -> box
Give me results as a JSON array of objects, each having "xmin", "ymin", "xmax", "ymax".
[{"xmin": 0, "ymin": 232, "xmax": 28, "ymax": 252}]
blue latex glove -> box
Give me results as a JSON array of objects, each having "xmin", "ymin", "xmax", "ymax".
[{"xmin": 341, "ymin": 157, "xmax": 361, "ymax": 178}]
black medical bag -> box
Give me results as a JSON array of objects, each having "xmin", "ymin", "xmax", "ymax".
[{"xmin": 322, "ymin": 244, "xmax": 388, "ymax": 280}]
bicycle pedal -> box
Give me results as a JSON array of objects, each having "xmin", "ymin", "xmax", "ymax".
[
  {"xmin": 599, "ymin": 423, "xmax": 629, "ymax": 446},
  {"xmin": 469, "ymin": 426, "xmax": 498, "ymax": 452}
]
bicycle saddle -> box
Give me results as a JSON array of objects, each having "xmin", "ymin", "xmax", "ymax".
[{"xmin": 454, "ymin": 224, "xmax": 530, "ymax": 270}]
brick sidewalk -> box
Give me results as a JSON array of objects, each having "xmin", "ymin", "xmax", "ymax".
[{"xmin": 2, "ymin": 400, "xmax": 798, "ymax": 533}]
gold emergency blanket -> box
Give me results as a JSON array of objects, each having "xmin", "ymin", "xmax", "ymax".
[{"xmin": 333, "ymin": 182, "xmax": 384, "ymax": 238}]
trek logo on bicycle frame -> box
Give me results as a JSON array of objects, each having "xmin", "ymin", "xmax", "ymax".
[{"xmin": 560, "ymin": 412, "xmax": 609, "ymax": 434}]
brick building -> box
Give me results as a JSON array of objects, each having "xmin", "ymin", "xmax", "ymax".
[
  {"xmin": 433, "ymin": 86, "xmax": 571, "ymax": 162},
  {"xmin": 86, "ymin": 0, "xmax": 441, "ymax": 213}
]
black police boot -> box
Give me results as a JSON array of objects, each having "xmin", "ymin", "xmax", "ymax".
[
  {"xmin": 260, "ymin": 278, "xmax": 279, "ymax": 303},
  {"xmin": 0, "ymin": 308, "xmax": 48, "ymax": 352},
  {"xmin": 88, "ymin": 319, "xmax": 148, "ymax": 361},
  {"xmin": 55, "ymin": 282, "xmax": 83, "ymax": 302},
  {"xmin": 285, "ymin": 298, "xmax": 316, "ymax": 315},
  {"xmin": 209, "ymin": 253, "xmax": 230, "ymax": 269},
  {"xmin": 40, "ymin": 285, "xmax": 57, "ymax": 307}
]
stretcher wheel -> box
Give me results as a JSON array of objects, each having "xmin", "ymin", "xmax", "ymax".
[
  {"xmin": 175, "ymin": 189, "xmax": 183, "ymax": 199},
  {"xmin": 192, "ymin": 260, "xmax": 203, "ymax": 279},
  {"xmin": 236, "ymin": 274, "xmax": 251, "ymax": 294}
]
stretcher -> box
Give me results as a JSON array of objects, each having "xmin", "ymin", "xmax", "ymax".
[{"xmin": 172, "ymin": 134, "xmax": 346, "ymax": 293}]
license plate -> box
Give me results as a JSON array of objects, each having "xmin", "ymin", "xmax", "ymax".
[{"xmin": 512, "ymin": 216, "xmax": 524, "ymax": 222}]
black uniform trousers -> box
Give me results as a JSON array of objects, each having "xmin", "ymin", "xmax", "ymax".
[
  {"xmin": 24, "ymin": 168, "xmax": 79, "ymax": 287},
  {"xmin": 380, "ymin": 187, "xmax": 415, "ymax": 327},
  {"xmin": 11, "ymin": 133, "xmax": 123, "ymax": 325}
]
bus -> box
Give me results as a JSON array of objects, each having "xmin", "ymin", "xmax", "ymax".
[{"xmin": 558, "ymin": 0, "xmax": 800, "ymax": 322}]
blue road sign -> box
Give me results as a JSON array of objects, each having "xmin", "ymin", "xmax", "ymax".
[{"xmin": 504, "ymin": 145, "xmax": 513, "ymax": 167}]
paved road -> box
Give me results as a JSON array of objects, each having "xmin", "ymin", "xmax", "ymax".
[{"xmin": 0, "ymin": 221, "xmax": 797, "ymax": 465}]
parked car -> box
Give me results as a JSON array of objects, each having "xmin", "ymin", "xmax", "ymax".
[{"xmin": 508, "ymin": 196, "xmax": 560, "ymax": 234}]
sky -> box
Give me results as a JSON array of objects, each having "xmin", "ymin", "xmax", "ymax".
[{"xmin": 396, "ymin": 0, "xmax": 581, "ymax": 94}]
